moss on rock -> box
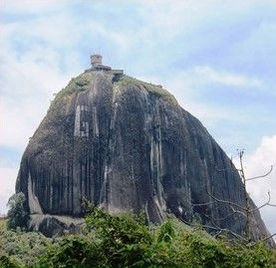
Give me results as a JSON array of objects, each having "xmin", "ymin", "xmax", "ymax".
[{"xmin": 114, "ymin": 75, "xmax": 178, "ymax": 106}]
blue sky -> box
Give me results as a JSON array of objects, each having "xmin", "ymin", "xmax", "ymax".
[{"xmin": 0, "ymin": 0, "xmax": 276, "ymax": 234}]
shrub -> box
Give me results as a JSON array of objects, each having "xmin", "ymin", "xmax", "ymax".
[
  {"xmin": 39, "ymin": 235, "xmax": 103, "ymax": 268},
  {"xmin": 157, "ymin": 220, "xmax": 175, "ymax": 243},
  {"xmin": 85, "ymin": 206, "xmax": 154, "ymax": 267},
  {"xmin": 0, "ymin": 218, "xmax": 51, "ymax": 266}
]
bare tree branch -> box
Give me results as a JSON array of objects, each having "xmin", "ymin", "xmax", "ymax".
[
  {"xmin": 228, "ymin": 205, "xmax": 247, "ymax": 218},
  {"xmin": 250, "ymin": 233, "xmax": 276, "ymax": 247},
  {"xmin": 180, "ymin": 217, "xmax": 247, "ymax": 242},
  {"xmin": 249, "ymin": 192, "xmax": 272, "ymax": 213},
  {"xmin": 189, "ymin": 199, "xmax": 245, "ymax": 222},
  {"xmin": 261, "ymin": 233, "xmax": 276, "ymax": 242},
  {"xmin": 188, "ymin": 149, "xmax": 275, "ymax": 245},
  {"xmin": 267, "ymin": 192, "xmax": 276, "ymax": 207},
  {"xmin": 246, "ymin": 165, "xmax": 273, "ymax": 181},
  {"xmin": 191, "ymin": 201, "xmax": 217, "ymax": 207},
  {"xmin": 203, "ymin": 213, "xmax": 248, "ymax": 241},
  {"xmin": 206, "ymin": 190, "xmax": 246, "ymax": 211}
]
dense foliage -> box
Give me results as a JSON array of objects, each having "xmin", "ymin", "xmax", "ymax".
[
  {"xmin": 1, "ymin": 208, "xmax": 276, "ymax": 267},
  {"xmin": 0, "ymin": 218, "xmax": 51, "ymax": 266}
]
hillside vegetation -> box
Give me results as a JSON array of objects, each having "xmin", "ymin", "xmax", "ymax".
[{"xmin": 0, "ymin": 209, "xmax": 275, "ymax": 267}]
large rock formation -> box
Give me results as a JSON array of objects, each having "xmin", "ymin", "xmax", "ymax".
[{"xmin": 16, "ymin": 58, "xmax": 273, "ymax": 244}]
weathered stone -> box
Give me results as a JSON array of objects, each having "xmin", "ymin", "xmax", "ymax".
[
  {"xmin": 29, "ymin": 214, "xmax": 84, "ymax": 237},
  {"xmin": 15, "ymin": 70, "xmax": 274, "ymax": 245}
]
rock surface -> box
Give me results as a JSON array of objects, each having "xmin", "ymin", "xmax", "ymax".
[
  {"xmin": 28, "ymin": 214, "xmax": 84, "ymax": 237},
  {"xmin": 16, "ymin": 69, "xmax": 273, "ymax": 244}
]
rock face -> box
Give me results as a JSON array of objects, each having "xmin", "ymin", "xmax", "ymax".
[{"xmin": 16, "ymin": 68, "xmax": 272, "ymax": 243}]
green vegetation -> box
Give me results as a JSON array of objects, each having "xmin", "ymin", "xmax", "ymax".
[
  {"xmin": 0, "ymin": 218, "xmax": 51, "ymax": 266},
  {"xmin": 51, "ymin": 72, "xmax": 92, "ymax": 105},
  {"xmin": 6, "ymin": 193, "xmax": 29, "ymax": 230},
  {"xmin": 48, "ymin": 72, "xmax": 178, "ymax": 114},
  {"xmin": 144, "ymin": 82, "xmax": 178, "ymax": 106},
  {"xmin": 1, "ymin": 207, "xmax": 275, "ymax": 267},
  {"xmin": 115, "ymin": 75, "xmax": 178, "ymax": 106}
]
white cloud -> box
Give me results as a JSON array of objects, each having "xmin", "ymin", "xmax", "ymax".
[
  {"xmin": 0, "ymin": 167, "xmax": 18, "ymax": 215},
  {"xmin": 86, "ymin": 21, "xmax": 131, "ymax": 52},
  {"xmin": 1, "ymin": 12, "xmax": 81, "ymax": 50},
  {"xmin": 245, "ymin": 136, "xmax": 276, "ymax": 201},
  {"xmin": 2, "ymin": 0, "xmax": 132, "ymax": 51},
  {"xmin": 164, "ymin": 66, "xmax": 262, "ymax": 92},
  {"xmin": 137, "ymin": 0, "xmax": 276, "ymax": 40},
  {"xmin": 193, "ymin": 66, "xmax": 261, "ymax": 88},
  {"xmin": 0, "ymin": 43, "xmax": 71, "ymax": 148},
  {"xmin": 2, "ymin": 0, "xmax": 72, "ymax": 14},
  {"xmin": 0, "ymin": 5, "xmax": 90, "ymax": 149},
  {"xmin": 142, "ymin": 68, "xmax": 262, "ymax": 127},
  {"xmin": 0, "ymin": 4, "xmax": 132, "ymax": 148}
]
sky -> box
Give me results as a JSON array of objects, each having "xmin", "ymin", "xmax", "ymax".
[{"xmin": 0, "ymin": 0, "xmax": 276, "ymax": 235}]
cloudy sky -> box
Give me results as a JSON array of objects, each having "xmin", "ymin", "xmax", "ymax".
[{"xmin": 1, "ymin": 0, "xmax": 276, "ymax": 234}]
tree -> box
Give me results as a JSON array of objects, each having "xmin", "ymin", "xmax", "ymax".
[
  {"xmin": 236, "ymin": 150, "xmax": 275, "ymax": 242},
  {"xmin": 7, "ymin": 192, "xmax": 29, "ymax": 230},
  {"xmin": 186, "ymin": 150, "xmax": 276, "ymax": 245}
]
